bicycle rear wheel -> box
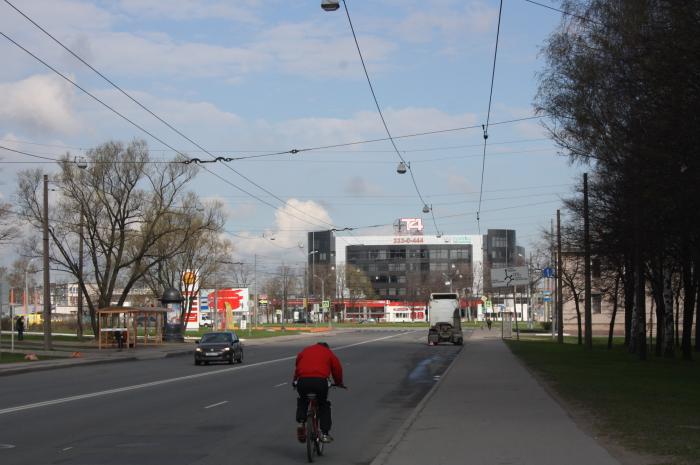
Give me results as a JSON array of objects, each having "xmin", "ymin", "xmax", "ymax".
[{"xmin": 306, "ymin": 415, "xmax": 315, "ymax": 462}]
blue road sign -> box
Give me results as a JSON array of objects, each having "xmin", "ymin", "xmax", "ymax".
[{"xmin": 543, "ymin": 267, "xmax": 555, "ymax": 278}]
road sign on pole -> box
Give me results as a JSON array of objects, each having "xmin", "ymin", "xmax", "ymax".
[
  {"xmin": 490, "ymin": 266, "xmax": 529, "ymax": 288},
  {"xmin": 543, "ymin": 267, "xmax": 555, "ymax": 278}
]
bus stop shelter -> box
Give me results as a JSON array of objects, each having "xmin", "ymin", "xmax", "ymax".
[{"xmin": 97, "ymin": 306, "xmax": 168, "ymax": 349}]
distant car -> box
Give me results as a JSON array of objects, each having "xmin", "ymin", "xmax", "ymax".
[
  {"xmin": 359, "ymin": 318, "xmax": 377, "ymax": 324},
  {"xmin": 295, "ymin": 316, "xmax": 312, "ymax": 324},
  {"xmin": 200, "ymin": 315, "xmax": 213, "ymax": 328},
  {"xmin": 194, "ymin": 331, "xmax": 243, "ymax": 365}
]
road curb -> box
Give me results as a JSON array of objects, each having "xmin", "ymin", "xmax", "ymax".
[
  {"xmin": 368, "ymin": 342, "xmax": 465, "ymax": 465},
  {"xmin": 0, "ymin": 356, "xmax": 138, "ymax": 377}
]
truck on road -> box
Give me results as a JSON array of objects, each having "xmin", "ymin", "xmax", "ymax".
[{"xmin": 427, "ymin": 292, "xmax": 463, "ymax": 345}]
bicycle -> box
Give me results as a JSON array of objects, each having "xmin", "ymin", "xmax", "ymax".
[
  {"xmin": 303, "ymin": 392, "xmax": 324, "ymax": 462},
  {"xmin": 299, "ymin": 384, "xmax": 346, "ymax": 463}
]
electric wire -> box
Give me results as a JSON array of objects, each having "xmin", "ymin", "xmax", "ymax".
[
  {"xmin": 0, "ymin": 118, "xmax": 546, "ymax": 162},
  {"xmin": 339, "ymin": 0, "xmax": 438, "ymax": 233},
  {"xmin": 0, "ymin": 30, "xmax": 333, "ymax": 231},
  {"xmin": 1, "ymin": 2, "xmax": 341, "ymax": 232},
  {"xmin": 477, "ymin": 0, "xmax": 504, "ymax": 235},
  {"xmin": 522, "ymin": 0, "xmax": 604, "ymax": 27}
]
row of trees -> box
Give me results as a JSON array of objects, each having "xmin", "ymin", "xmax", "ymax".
[{"xmin": 536, "ymin": 0, "xmax": 700, "ymax": 359}]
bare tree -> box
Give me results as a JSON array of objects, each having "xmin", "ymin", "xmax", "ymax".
[
  {"xmin": 16, "ymin": 140, "xmax": 207, "ymax": 335},
  {"xmin": 0, "ymin": 201, "xmax": 18, "ymax": 245},
  {"xmin": 140, "ymin": 198, "xmax": 227, "ymax": 330}
]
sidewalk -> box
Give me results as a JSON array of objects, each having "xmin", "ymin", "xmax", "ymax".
[{"xmin": 371, "ymin": 329, "xmax": 622, "ymax": 465}]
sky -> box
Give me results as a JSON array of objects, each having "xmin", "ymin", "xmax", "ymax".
[{"xmin": 0, "ymin": 0, "xmax": 583, "ymax": 277}]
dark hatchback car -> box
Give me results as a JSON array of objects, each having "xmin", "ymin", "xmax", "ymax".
[{"xmin": 194, "ymin": 331, "xmax": 243, "ymax": 365}]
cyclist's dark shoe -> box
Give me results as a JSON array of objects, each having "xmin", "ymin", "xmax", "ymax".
[
  {"xmin": 321, "ymin": 433, "xmax": 334, "ymax": 443},
  {"xmin": 297, "ymin": 423, "xmax": 306, "ymax": 443}
]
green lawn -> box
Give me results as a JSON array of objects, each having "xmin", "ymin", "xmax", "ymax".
[
  {"xmin": 506, "ymin": 338, "xmax": 700, "ymax": 465},
  {"xmin": 333, "ymin": 322, "xmax": 429, "ymax": 328},
  {"xmin": 186, "ymin": 328, "xmax": 304, "ymax": 339}
]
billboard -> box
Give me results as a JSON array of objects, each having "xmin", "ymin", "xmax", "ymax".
[
  {"xmin": 182, "ymin": 269, "xmax": 200, "ymax": 330},
  {"xmin": 490, "ymin": 266, "xmax": 529, "ymax": 288},
  {"xmin": 207, "ymin": 288, "xmax": 249, "ymax": 330}
]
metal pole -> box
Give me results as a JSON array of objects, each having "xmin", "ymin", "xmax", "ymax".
[
  {"xmin": 77, "ymin": 209, "xmax": 84, "ymax": 339},
  {"xmin": 583, "ymin": 173, "xmax": 593, "ymax": 349},
  {"xmin": 514, "ymin": 284, "xmax": 519, "ymax": 340},
  {"xmin": 557, "ymin": 209, "xmax": 564, "ymax": 343},
  {"xmin": 213, "ymin": 274, "xmax": 218, "ymax": 332},
  {"xmin": 43, "ymin": 174, "xmax": 52, "ymax": 351},
  {"xmin": 11, "ymin": 304, "xmax": 15, "ymax": 352},
  {"xmin": 252, "ymin": 254, "xmax": 257, "ymax": 335},
  {"xmin": 551, "ymin": 219, "xmax": 555, "ymax": 340}
]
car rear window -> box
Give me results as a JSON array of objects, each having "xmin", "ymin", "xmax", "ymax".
[{"xmin": 201, "ymin": 333, "xmax": 232, "ymax": 343}]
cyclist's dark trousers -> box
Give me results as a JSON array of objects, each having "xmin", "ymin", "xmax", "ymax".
[{"xmin": 296, "ymin": 377, "xmax": 331, "ymax": 433}]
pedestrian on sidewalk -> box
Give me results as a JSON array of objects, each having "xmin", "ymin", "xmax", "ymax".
[
  {"xmin": 485, "ymin": 316, "xmax": 492, "ymax": 331},
  {"xmin": 16, "ymin": 316, "xmax": 25, "ymax": 340},
  {"xmin": 115, "ymin": 330, "xmax": 124, "ymax": 350}
]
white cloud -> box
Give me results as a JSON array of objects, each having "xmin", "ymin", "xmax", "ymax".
[
  {"xmin": 446, "ymin": 173, "xmax": 473, "ymax": 194},
  {"xmin": 344, "ymin": 176, "xmax": 383, "ymax": 196},
  {"xmin": 0, "ymin": 74, "xmax": 81, "ymax": 135},
  {"xmin": 276, "ymin": 107, "xmax": 478, "ymax": 148},
  {"xmin": 391, "ymin": 1, "xmax": 498, "ymax": 45},
  {"xmin": 116, "ymin": 0, "xmax": 261, "ymax": 23},
  {"xmin": 224, "ymin": 198, "xmax": 333, "ymax": 261}
]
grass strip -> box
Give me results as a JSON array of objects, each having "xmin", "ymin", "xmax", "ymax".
[{"xmin": 506, "ymin": 338, "xmax": 700, "ymax": 465}]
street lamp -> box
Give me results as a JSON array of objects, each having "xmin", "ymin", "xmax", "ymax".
[
  {"xmin": 313, "ymin": 274, "xmax": 325, "ymax": 323},
  {"xmin": 321, "ymin": 0, "xmax": 340, "ymax": 11}
]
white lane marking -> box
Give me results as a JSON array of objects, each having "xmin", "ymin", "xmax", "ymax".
[
  {"xmin": 0, "ymin": 330, "xmax": 416, "ymax": 416},
  {"xmin": 62, "ymin": 447, "xmax": 73, "ymax": 451},
  {"xmin": 274, "ymin": 382, "xmax": 288, "ymax": 388},
  {"xmin": 204, "ymin": 401, "xmax": 228, "ymax": 409},
  {"xmin": 0, "ymin": 444, "xmax": 16, "ymax": 449}
]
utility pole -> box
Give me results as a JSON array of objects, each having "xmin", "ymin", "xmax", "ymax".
[
  {"xmin": 43, "ymin": 174, "xmax": 52, "ymax": 351},
  {"xmin": 77, "ymin": 210, "xmax": 84, "ymax": 339},
  {"xmin": 253, "ymin": 254, "xmax": 257, "ymax": 332},
  {"xmin": 583, "ymin": 173, "xmax": 593, "ymax": 349},
  {"xmin": 550, "ymin": 219, "xmax": 555, "ymax": 339},
  {"xmin": 557, "ymin": 209, "xmax": 564, "ymax": 344}
]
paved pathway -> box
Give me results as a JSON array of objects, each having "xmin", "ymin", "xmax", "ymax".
[{"xmin": 373, "ymin": 329, "xmax": 621, "ymax": 465}]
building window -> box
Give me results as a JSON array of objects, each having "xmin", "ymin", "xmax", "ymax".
[
  {"xmin": 492, "ymin": 237, "xmax": 507, "ymax": 247},
  {"xmin": 430, "ymin": 262, "xmax": 448, "ymax": 271},
  {"xmin": 398, "ymin": 288, "xmax": 406, "ymax": 295},
  {"xmin": 592, "ymin": 294, "xmax": 602, "ymax": 314},
  {"xmin": 432, "ymin": 249, "xmax": 448, "ymax": 259},
  {"xmin": 390, "ymin": 248, "xmax": 406, "ymax": 259}
]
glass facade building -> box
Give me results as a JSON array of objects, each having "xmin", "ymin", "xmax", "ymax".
[{"xmin": 346, "ymin": 243, "xmax": 473, "ymax": 300}]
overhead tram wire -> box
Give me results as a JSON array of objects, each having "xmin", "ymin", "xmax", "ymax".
[
  {"xmin": 1, "ymin": 1, "xmax": 341, "ymax": 234},
  {"xmin": 339, "ymin": 0, "xmax": 440, "ymax": 234},
  {"xmin": 476, "ymin": 0, "xmax": 504, "ymax": 235},
  {"xmin": 0, "ymin": 117, "xmax": 546, "ymax": 162},
  {"xmin": 0, "ymin": 31, "xmax": 333, "ymax": 231},
  {"xmin": 0, "ymin": 145, "xmax": 59, "ymax": 162},
  {"xmin": 521, "ymin": 0, "xmax": 604, "ymax": 27}
]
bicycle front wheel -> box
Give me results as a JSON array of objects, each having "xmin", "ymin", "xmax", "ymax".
[{"xmin": 306, "ymin": 415, "xmax": 315, "ymax": 462}]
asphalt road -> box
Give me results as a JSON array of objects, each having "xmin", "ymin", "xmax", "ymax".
[{"xmin": 0, "ymin": 329, "xmax": 461, "ymax": 465}]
